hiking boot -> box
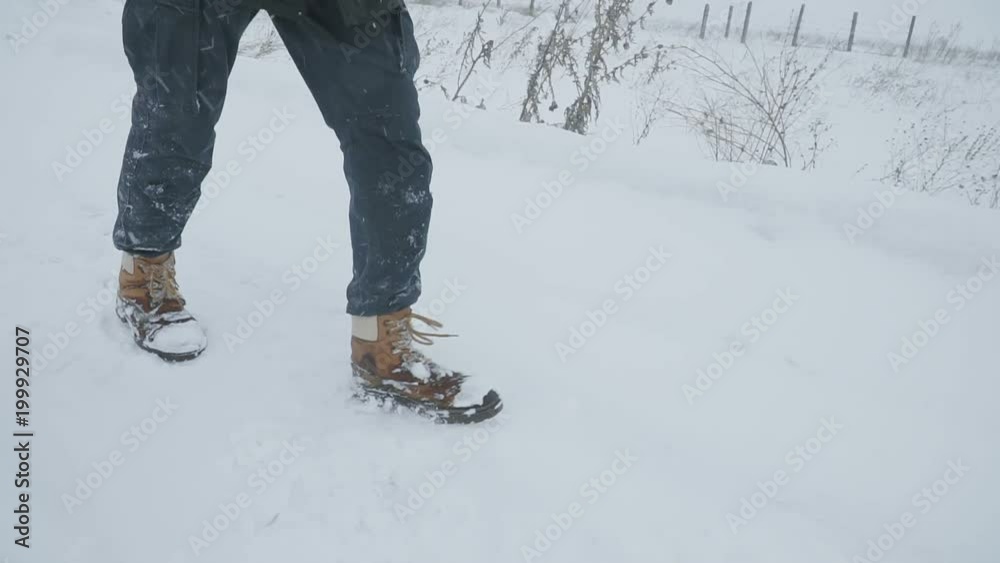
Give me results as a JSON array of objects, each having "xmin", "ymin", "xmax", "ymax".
[
  {"xmin": 116, "ymin": 252, "xmax": 206, "ymax": 362},
  {"xmin": 351, "ymin": 308, "xmax": 503, "ymax": 424}
]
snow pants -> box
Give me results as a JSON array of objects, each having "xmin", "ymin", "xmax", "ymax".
[{"xmin": 113, "ymin": 0, "xmax": 432, "ymax": 316}]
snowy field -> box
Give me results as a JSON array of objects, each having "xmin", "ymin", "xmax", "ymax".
[{"xmin": 2, "ymin": 0, "xmax": 1000, "ymax": 562}]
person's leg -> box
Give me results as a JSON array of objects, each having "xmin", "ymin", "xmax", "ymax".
[
  {"xmin": 270, "ymin": 9, "xmax": 432, "ymax": 316},
  {"xmin": 113, "ymin": 0, "xmax": 257, "ymax": 361},
  {"xmin": 269, "ymin": 10, "xmax": 501, "ymax": 424},
  {"xmin": 113, "ymin": 0, "xmax": 257, "ymax": 255}
]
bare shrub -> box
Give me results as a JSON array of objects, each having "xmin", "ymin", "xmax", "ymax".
[
  {"xmin": 799, "ymin": 118, "xmax": 834, "ymax": 171},
  {"xmin": 630, "ymin": 47, "xmax": 674, "ymax": 145},
  {"xmin": 437, "ymin": 1, "xmax": 542, "ymax": 105},
  {"xmin": 239, "ymin": 18, "xmax": 282, "ymax": 59},
  {"xmin": 913, "ymin": 23, "xmax": 964, "ymax": 65},
  {"xmin": 631, "ymin": 80, "xmax": 669, "ymax": 145},
  {"xmin": 519, "ymin": 0, "xmax": 660, "ymax": 133},
  {"xmin": 664, "ymin": 43, "xmax": 833, "ymax": 169},
  {"xmin": 884, "ymin": 108, "xmax": 1000, "ymax": 209},
  {"xmin": 519, "ymin": 0, "xmax": 581, "ymax": 123},
  {"xmin": 561, "ymin": 0, "xmax": 657, "ymax": 134},
  {"xmin": 447, "ymin": 2, "xmax": 495, "ymax": 102},
  {"xmin": 849, "ymin": 61, "xmax": 941, "ymax": 109},
  {"xmin": 911, "ymin": 23, "xmax": 1000, "ymax": 67},
  {"xmin": 500, "ymin": 20, "xmax": 540, "ymax": 72},
  {"xmin": 414, "ymin": 31, "xmax": 455, "ymax": 93}
]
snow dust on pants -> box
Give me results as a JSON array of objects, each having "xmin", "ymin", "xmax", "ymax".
[{"xmin": 113, "ymin": 0, "xmax": 432, "ymax": 316}]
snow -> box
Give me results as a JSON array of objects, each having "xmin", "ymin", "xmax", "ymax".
[
  {"xmin": 141, "ymin": 311, "xmax": 208, "ymax": 356},
  {"xmin": 406, "ymin": 360, "xmax": 432, "ymax": 381},
  {"xmin": 2, "ymin": 1, "xmax": 1000, "ymax": 563},
  {"xmin": 451, "ymin": 373, "xmax": 493, "ymax": 407}
]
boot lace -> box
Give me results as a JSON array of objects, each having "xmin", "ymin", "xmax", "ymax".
[
  {"xmin": 385, "ymin": 312, "xmax": 455, "ymax": 373},
  {"xmin": 144, "ymin": 261, "xmax": 184, "ymax": 311}
]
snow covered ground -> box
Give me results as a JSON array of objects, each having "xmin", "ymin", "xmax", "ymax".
[{"xmin": 2, "ymin": 0, "xmax": 1000, "ymax": 562}]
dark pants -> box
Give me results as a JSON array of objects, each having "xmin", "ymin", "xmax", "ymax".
[{"xmin": 113, "ymin": 0, "xmax": 432, "ymax": 316}]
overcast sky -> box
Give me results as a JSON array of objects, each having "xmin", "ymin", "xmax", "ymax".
[{"xmin": 665, "ymin": 0, "xmax": 1000, "ymax": 46}]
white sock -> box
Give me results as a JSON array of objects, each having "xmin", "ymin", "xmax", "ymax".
[
  {"xmin": 121, "ymin": 252, "xmax": 135, "ymax": 274},
  {"xmin": 352, "ymin": 315, "xmax": 378, "ymax": 341}
]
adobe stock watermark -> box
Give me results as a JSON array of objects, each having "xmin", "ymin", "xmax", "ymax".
[
  {"xmin": 7, "ymin": 0, "xmax": 73, "ymax": 54},
  {"xmin": 412, "ymin": 278, "xmax": 466, "ymax": 319},
  {"xmin": 879, "ymin": 0, "xmax": 930, "ymax": 39},
  {"xmin": 392, "ymin": 411, "xmax": 510, "ymax": 522},
  {"xmin": 683, "ymin": 288, "xmax": 800, "ymax": 405},
  {"xmin": 337, "ymin": 0, "xmax": 405, "ymax": 63},
  {"xmin": 188, "ymin": 439, "xmax": 307, "ymax": 556},
  {"xmin": 510, "ymin": 119, "xmax": 627, "ymax": 234},
  {"xmin": 555, "ymin": 246, "xmax": 671, "ymax": 362},
  {"xmin": 842, "ymin": 184, "xmax": 908, "ymax": 244},
  {"xmin": 717, "ymin": 161, "xmax": 759, "ymax": 203},
  {"xmin": 223, "ymin": 235, "xmax": 341, "ymax": 351},
  {"xmin": 426, "ymin": 73, "xmax": 500, "ymax": 146},
  {"xmin": 192, "ymin": 107, "xmax": 296, "ymax": 217},
  {"xmin": 727, "ymin": 417, "xmax": 844, "ymax": 534},
  {"xmin": 851, "ymin": 459, "xmax": 969, "ymax": 563},
  {"xmin": 888, "ymin": 255, "xmax": 998, "ymax": 373},
  {"xmin": 51, "ymin": 91, "xmax": 130, "ymax": 182},
  {"xmin": 374, "ymin": 73, "xmax": 500, "ymax": 195},
  {"xmin": 50, "ymin": 68, "xmax": 189, "ymax": 183},
  {"xmin": 61, "ymin": 398, "xmax": 179, "ymax": 514},
  {"xmin": 519, "ymin": 449, "xmax": 638, "ymax": 562},
  {"xmin": 32, "ymin": 266, "xmax": 122, "ymax": 375}
]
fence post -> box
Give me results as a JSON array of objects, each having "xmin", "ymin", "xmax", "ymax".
[
  {"xmin": 529, "ymin": 0, "xmax": 534, "ymax": 14},
  {"xmin": 700, "ymin": 4, "xmax": 711, "ymax": 39},
  {"xmin": 847, "ymin": 11, "xmax": 858, "ymax": 52},
  {"xmin": 903, "ymin": 15, "xmax": 916, "ymax": 57},
  {"xmin": 741, "ymin": 1, "xmax": 753, "ymax": 44},
  {"xmin": 725, "ymin": 5, "xmax": 734, "ymax": 38},
  {"xmin": 792, "ymin": 4, "xmax": 805, "ymax": 47}
]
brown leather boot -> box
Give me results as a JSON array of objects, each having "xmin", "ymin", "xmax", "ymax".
[
  {"xmin": 351, "ymin": 308, "xmax": 502, "ymax": 424},
  {"xmin": 116, "ymin": 252, "xmax": 206, "ymax": 362}
]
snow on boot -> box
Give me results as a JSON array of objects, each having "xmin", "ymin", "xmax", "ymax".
[
  {"xmin": 351, "ymin": 308, "xmax": 503, "ymax": 424},
  {"xmin": 116, "ymin": 252, "xmax": 206, "ymax": 362}
]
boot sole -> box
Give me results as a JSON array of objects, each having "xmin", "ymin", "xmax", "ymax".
[{"xmin": 353, "ymin": 382, "xmax": 504, "ymax": 424}]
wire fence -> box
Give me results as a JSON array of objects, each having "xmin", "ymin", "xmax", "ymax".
[
  {"xmin": 672, "ymin": 2, "xmax": 1000, "ymax": 65},
  {"xmin": 409, "ymin": 0, "xmax": 1000, "ymax": 65}
]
